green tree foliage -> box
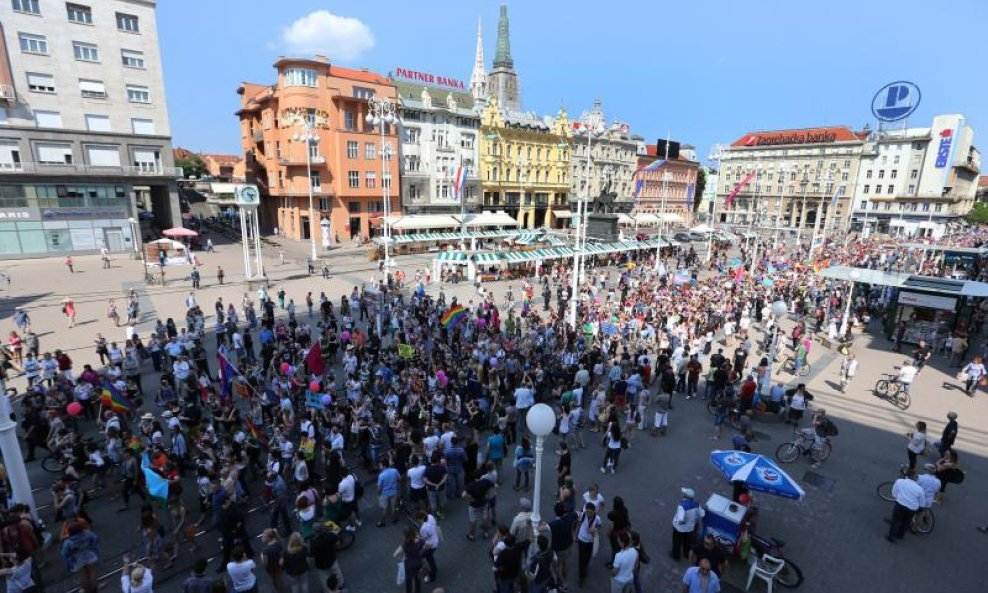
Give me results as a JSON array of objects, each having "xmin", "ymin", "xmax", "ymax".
[
  {"xmin": 175, "ymin": 155, "xmax": 206, "ymax": 178},
  {"xmin": 693, "ymin": 167, "xmax": 707, "ymax": 213},
  {"xmin": 967, "ymin": 202, "xmax": 988, "ymax": 224}
]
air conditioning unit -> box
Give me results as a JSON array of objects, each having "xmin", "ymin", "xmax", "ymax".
[{"xmin": 0, "ymin": 84, "xmax": 16, "ymax": 102}]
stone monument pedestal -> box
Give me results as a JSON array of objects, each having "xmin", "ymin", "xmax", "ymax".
[{"xmin": 586, "ymin": 213, "xmax": 620, "ymax": 243}]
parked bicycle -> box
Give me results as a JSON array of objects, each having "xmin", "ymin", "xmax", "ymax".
[
  {"xmin": 775, "ymin": 427, "xmax": 831, "ymax": 464},
  {"xmin": 712, "ymin": 528, "xmax": 804, "ymax": 588},
  {"xmin": 875, "ymin": 468, "xmax": 935, "ymax": 535},
  {"xmin": 706, "ymin": 397, "xmax": 743, "ymax": 431},
  {"xmin": 873, "ymin": 373, "xmax": 911, "ymax": 410}
]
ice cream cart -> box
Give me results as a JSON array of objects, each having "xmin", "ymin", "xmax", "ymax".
[{"xmin": 702, "ymin": 493, "xmax": 748, "ymax": 548}]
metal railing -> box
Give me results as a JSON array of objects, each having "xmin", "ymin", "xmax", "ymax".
[{"xmin": 0, "ymin": 161, "xmax": 183, "ymax": 177}]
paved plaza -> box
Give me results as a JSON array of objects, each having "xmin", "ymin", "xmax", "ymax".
[{"xmin": 1, "ymin": 234, "xmax": 985, "ymax": 593}]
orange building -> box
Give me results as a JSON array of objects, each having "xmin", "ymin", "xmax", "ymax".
[
  {"xmin": 237, "ymin": 56, "xmax": 399, "ymax": 243},
  {"xmin": 636, "ymin": 144, "xmax": 699, "ymax": 225},
  {"xmin": 202, "ymin": 154, "xmax": 245, "ymax": 181}
]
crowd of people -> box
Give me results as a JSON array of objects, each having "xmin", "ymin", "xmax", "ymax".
[{"xmin": 0, "ymin": 224, "xmax": 984, "ymax": 593}]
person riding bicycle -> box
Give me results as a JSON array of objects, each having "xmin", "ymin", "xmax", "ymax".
[{"xmin": 895, "ymin": 360, "xmax": 918, "ymax": 396}]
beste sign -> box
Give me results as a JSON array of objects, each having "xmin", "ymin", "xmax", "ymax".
[{"xmin": 393, "ymin": 68, "xmax": 465, "ymax": 91}]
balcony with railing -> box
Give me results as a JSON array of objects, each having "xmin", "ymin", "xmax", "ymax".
[
  {"xmin": 279, "ymin": 155, "xmax": 326, "ymax": 166},
  {"xmin": 0, "ymin": 161, "xmax": 183, "ymax": 177}
]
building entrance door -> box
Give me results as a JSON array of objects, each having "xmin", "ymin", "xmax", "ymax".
[
  {"xmin": 104, "ymin": 228, "xmax": 124, "ymax": 251},
  {"xmin": 349, "ymin": 217, "xmax": 360, "ymax": 240}
]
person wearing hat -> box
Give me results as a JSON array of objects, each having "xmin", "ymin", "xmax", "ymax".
[{"xmin": 670, "ymin": 488, "xmax": 704, "ymax": 561}]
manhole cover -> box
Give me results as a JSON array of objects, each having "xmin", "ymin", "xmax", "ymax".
[{"xmin": 803, "ymin": 470, "xmax": 836, "ymax": 493}]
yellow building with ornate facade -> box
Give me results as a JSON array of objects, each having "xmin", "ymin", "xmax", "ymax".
[{"xmin": 478, "ymin": 98, "xmax": 573, "ymax": 229}]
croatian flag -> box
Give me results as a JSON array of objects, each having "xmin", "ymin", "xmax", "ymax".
[
  {"xmin": 830, "ymin": 185, "xmax": 845, "ymax": 208},
  {"xmin": 452, "ymin": 166, "xmax": 468, "ymax": 202},
  {"xmin": 217, "ymin": 351, "xmax": 240, "ymax": 398}
]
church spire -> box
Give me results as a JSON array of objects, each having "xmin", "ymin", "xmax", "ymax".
[
  {"xmin": 469, "ymin": 15, "xmax": 487, "ymax": 102},
  {"xmin": 493, "ymin": 4, "xmax": 513, "ymax": 69}
]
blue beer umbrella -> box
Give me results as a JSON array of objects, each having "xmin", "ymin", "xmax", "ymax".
[{"xmin": 710, "ymin": 450, "xmax": 806, "ymax": 500}]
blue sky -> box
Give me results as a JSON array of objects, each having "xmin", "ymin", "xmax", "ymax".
[{"xmin": 159, "ymin": 0, "xmax": 988, "ymax": 166}]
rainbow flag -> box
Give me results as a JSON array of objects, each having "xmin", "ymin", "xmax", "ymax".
[
  {"xmin": 245, "ymin": 417, "xmax": 268, "ymax": 446},
  {"xmin": 440, "ymin": 305, "xmax": 468, "ymax": 329},
  {"xmin": 101, "ymin": 381, "xmax": 137, "ymax": 415}
]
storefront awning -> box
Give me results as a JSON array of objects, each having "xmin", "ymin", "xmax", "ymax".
[
  {"xmin": 459, "ymin": 211, "xmax": 519, "ymax": 227},
  {"xmin": 634, "ymin": 213, "xmax": 660, "ymax": 225},
  {"xmin": 390, "ymin": 215, "xmax": 460, "ymax": 230},
  {"xmin": 473, "ymin": 252, "xmax": 503, "ymax": 264},
  {"xmin": 617, "ymin": 213, "xmax": 635, "ymax": 225},
  {"xmin": 553, "ymin": 209, "xmax": 573, "ymax": 218},
  {"xmin": 434, "ymin": 251, "xmax": 469, "ymax": 262}
]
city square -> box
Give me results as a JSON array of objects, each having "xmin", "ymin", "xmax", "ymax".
[{"xmin": 0, "ymin": 2, "xmax": 986, "ymax": 593}]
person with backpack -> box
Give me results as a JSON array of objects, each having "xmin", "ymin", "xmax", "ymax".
[
  {"xmin": 810, "ymin": 409, "xmax": 838, "ymax": 469},
  {"xmin": 512, "ymin": 438, "xmax": 534, "ymax": 491},
  {"xmin": 526, "ymin": 534, "xmax": 556, "ymax": 593}
]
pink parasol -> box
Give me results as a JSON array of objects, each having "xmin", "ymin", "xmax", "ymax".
[{"xmin": 162, "ymin": 227, "xmax": 199, "ymax": 238}]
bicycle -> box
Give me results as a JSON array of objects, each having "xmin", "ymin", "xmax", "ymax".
[
  {"xmin": 780, "ymin": 354, "xmax": 811, "ymax": 377},
  {"xmin": 873, "ymin": 373, "xmax": 911, "ymax": 410},
  {"xmin": 876, "ymin": 469, "xmax": 935, "ymax": 535},
  {"xmin": 705, "ymin": 398, "xmax": 743, "ymax": 431},
  {"xmin": 775, "ymin": 427, "xmax": 831, "ymax": 464}
]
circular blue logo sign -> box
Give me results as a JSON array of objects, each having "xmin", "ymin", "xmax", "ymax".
[{"xmin": 872, "ymin": 81, "xmax": 921, "ymax": 122}]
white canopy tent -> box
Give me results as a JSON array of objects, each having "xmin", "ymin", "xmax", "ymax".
[{"xmin": 460, "ymin": 211, "xmax": 519, "ymax": 228}]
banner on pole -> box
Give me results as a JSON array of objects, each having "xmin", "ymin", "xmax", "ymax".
[
  {"xmin": 398, "ymin": 343, "xmax": 415, "ymax": 359},
  {"xmin": 304, "ymin": 390, "xmax": 325, "ymax": 409}
]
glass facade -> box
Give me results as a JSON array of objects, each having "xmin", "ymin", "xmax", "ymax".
[{"xmin": 0, "ymin": 183, "xmax": 134, "ymax": 256}]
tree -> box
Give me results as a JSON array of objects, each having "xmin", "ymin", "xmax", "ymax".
[
  {"xmin": 175, "ymin": 155, "xmax": 206, "ymax": 178},
  {"xmin": 692, "ymin": 167, "xmax": 707, "ymax": 213},
  {"xmin": 967, "ymin": 201, "xmax": 988, "ymax": 224}
]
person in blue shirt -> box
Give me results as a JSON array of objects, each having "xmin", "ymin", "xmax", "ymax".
[{"xmin": 376, "ymin": 458, "xmax": 400, "ymax": 527}]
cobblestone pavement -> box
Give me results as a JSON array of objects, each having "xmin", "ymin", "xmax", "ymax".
[{"xmin": 1, "ymin": 235, "xmax": 984, "ymax": 593}]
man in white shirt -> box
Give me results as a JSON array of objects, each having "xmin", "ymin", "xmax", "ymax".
[
  {"xmin": 916, "ymin": 464, "xmax": 942, "ymax": 509},
  {"xmin": 671, "ymin": 488, "xmax": 705, "ymax": 560},
  {"xmin": 337, "ymin": 470, "xmax": 360, "ymax": 530},
  {"xmin": 887, "ymin": 471, "xmax": 924, "ymax": 542},
  {"xmin": 611, "ymin": 532, "xmax": 638, "ymax": 593},
  {"xmin": 896, "ymin": 360, "xmax": 918, "ymax": 395}
]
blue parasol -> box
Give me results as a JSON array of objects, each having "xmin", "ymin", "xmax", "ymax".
[{"xmin": 710, "ymin": 450, "xmax": 805, "ymax": 500}]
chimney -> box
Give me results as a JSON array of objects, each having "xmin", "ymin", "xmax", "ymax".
[{"xmin": 314, "ymin": 55, "xmax": 329, "ymax": 63}]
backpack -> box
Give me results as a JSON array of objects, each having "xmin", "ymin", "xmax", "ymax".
[{"xmin": 817, "ymin": 418, "xmax": 838, "ymax": 437}]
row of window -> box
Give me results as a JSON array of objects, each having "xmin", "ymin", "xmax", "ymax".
[
  {"xmin": 0, "ymin": 140, "xmax": 161, "ymax": 170},
  {"xmin": 17, "ymin": 32, "xmax": 146, "ymax": 67},
  {"xmin": 12, "ymin": 0, "xmax": 140, "ymax": 31},
  {"xmin": 487, "ymin": 142, "xmax": 569, "ymax": 162},
  {"xmin": 485, "ymin": 168, "xmax": 568, "ymax": 184},
  {"xmin": 346, "ymin": 141, "xmax": 377, "ymax": 160},
  {"xmin": 26, "ymin": 72, "xmax": 150, "ymax": 103},
  {"xmin": 859, "ymin": 201, "xmax": 942, "ymax": 213},
  {"xmin": 862, "ymin": 184, "xmax": 917, "ymax": 195},
  {"xmin": 31, "ymin": 109, "xmax": 154, "ymax": 133},
  {"xmin": 346, "ymin": 171, "xmax": 390, "ymax": 189},
  {"xmin": 864, "ymin": 168, "xmax": 919, "ymax": 180}
]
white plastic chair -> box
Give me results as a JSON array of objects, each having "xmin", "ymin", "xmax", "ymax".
[{"xmin": 746, "ymin": 553, "xmax": 785, "ymax": 592}]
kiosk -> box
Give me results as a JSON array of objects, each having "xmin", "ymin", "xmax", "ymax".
[{"xmin": 703, "ymin": 493, "xmax": 748, "ymax": 548}]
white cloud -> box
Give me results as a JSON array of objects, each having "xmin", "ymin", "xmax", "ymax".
[{"xmin": 281, "ymin": 10, "xmax": 374, "ymax": 61}]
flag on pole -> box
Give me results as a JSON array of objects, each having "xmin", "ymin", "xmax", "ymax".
[
  {"xmin": 245, "ymin": 417, "xmax": 269, "ymax": 446},
  {"xmin": 216, "ymin": 351, "xmax": 240, "ymax": 398},
  {"xmin": 304, "ymin": 341, "xmax": 326, "ymax": 377},
  {"xmin": 686, "ymin": 183, "xmax": 696, "ymax": 208},
  {"xmin": 631, "ymin": 159, "xmax": 666, "ymax": 202},
  {"xmin": 724, "ymin": 171, "xmax": 757, "ymax": 208},
  {"xmin": 830, "ymin": 185, "xmax": 845, "ymax": 208},
  {"xmin": 452, "ymin": 165, "xmax": 468, "ymax": 202}
]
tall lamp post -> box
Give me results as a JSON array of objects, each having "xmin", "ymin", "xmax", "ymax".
[
  {"xmin": 291, "ymin": 122, "xmax": 320, "ymax": 262},
  {"xmin": 568, "ymin": 114, "xmax": 605, "ymax": 329},
  {"xmin": 525, "ymin": 403, "xmax": 556, "ymax": 550},
  {"xmin": 366, "ymin": 97, "xmax": 401, "ymax": 270},
  {"xmin": 0, "ymin": 387, "xmax": 37, "ymax": 519},
  {"xmin": 127, "ymin": 216, "xmax": 142, "ymax": 262}
]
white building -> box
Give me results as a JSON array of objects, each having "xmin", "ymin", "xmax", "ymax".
[
  {"xmin": 394, "ymin": 78, "xmax": 480, "ymax": 217},
  {"xmin": 570, "ymin": 99, "xmax": 639, "ymax": 205},
  {"xmin": 851, "ymin": 114, "xmax": 980, "ymax": 238},
  {"xmin": 0, "ymin": 0, "xmax": 181, "ymax": 258}
]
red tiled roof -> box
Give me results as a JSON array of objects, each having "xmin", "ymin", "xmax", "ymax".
[
  {"xmin": 330, "ymin": 65, "xmax": 391, "ymax": 86},
  {"xmin": 730, "ymin": 126, "xmax": 861, "ymax": 147},
  {"xmin": 204, "ymin": 154, "xmax": 241, "ymax": 164},
  {"xmin": 173, "ymin": 147, "xmax": 195, "ymax": 159},
  {"xmin": 979, "ymin": 175, "xmax": 988, "ymax": 189}
]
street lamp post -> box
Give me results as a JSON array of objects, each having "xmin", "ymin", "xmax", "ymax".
[
  {"xmin": 291, "ymin": 123, "xmax": 320, "ymax": 262},
  {"xmin": 0, "ymin": 385, "xmax": 37, "ymax": 519},
  {"xmin": 568, "ymin": 114, "xmax": 605, "ymax": 329},
  {"xmin": 525, "ymin": 403, "xmax": 556, "ymax": 553},
  {"xmin": 366, "ymin": 97, "xmax": 401, "ymax": 270},
  {"xmin": 839, "ymin": 269, "xmax": 860, "ymax": 336},
  {"xmin": 127, "ymin": 216, "xmax": 140, "ymax": 260}
]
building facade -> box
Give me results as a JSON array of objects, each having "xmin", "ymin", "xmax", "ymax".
[
  {"xmin": 478, "ymin": 97, "xmax": 571, "ymax": 228},
  {"xmin": 635, "ymin": 144, "xmax": 699, "ymax": 226},
  {"xmin": 237, "ymin": 57, "xmax": 400, "ymax": 243},
  {"xmin": 0, "ymin": 0, "xmax": 181, "ymax": 257},
  {"xmin": 394, "ymin": 78, "xmax": 480, "ymax": 216},
  {"xmin": 717, "ymin": 127, "xmax": 863, "ymax": 236},
  {"xmin": 569, "ymin": 100, "xmax": 638, "ymax": 214},
  {"xmin": 850, "ymin": 114, "xmax": 980, "ymax": 238}
]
